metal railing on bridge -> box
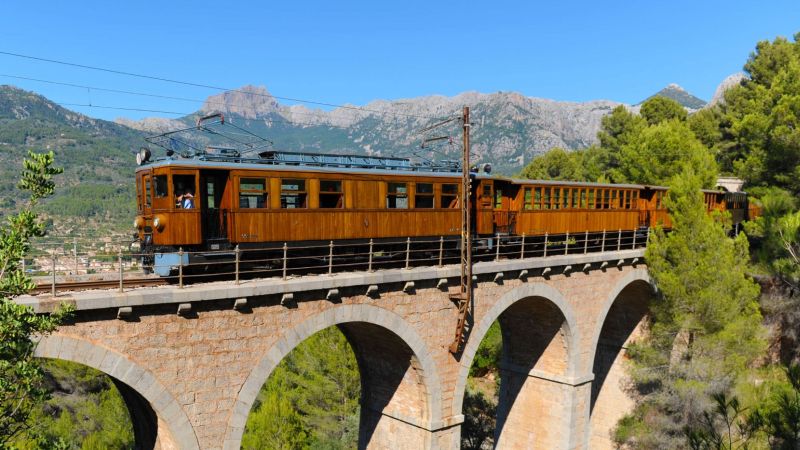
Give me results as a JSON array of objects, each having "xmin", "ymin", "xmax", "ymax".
[{"xmin": 26, "ymin": 228, "xmax": 650, "ymax": 296}]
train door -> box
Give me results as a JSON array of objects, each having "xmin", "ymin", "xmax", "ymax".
[
  {"xmin": 493, "ymin": 180, "xmax": 517, "ymax": 235},
  {"xmin": 475, "ymin": 179, "xmax": 494, "ymax": 235},
  {"xmin": 171, "ymin": 171, "xmax": 202, "ymax": 245},
  {"xmin": 200, "ymin": 170, "xmax": 230, "ymax": 249}
]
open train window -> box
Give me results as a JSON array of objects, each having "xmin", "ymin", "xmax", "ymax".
[
  {"xmin": 552, "ymin": 188, "xmax": 561, "ymax": 210},
  {"xmin": 281, "ymin": 179, "xmax": 307, "ymax": 209},
  {"xmin": 154, "ymin": 175, "xmax": 168, "ymax": 198},
  {"xmin": 580, "ymin": 189, "xmax": 587, "ymax": 208},
  {"xmin": 533, "ymin": 187, "xmax": 542, "ymax": 210},
  {"xmin": 415, "ymin": 183, "xmax": 434, "ymax": 208},
  {"xmin": 494, "ymin": 188, "xmax": 503, "ymax": 209},
  {"xmin": 543, "ymin": 188, "xmax": 551, "ymax": 210},
  {"xmin": 563, "ymin": 188, "xmax": 571, "ymax": 209},
  {"xmin": 572, "ymin": 189, "xmax": 580, "ymax": 209},
  {"xmin": 523, "ymin": 188, "xmax": 532, "ymax": 210},
  {"xmin": 588, "ymin": 189, "xmax": 595, "ymax": 209},
  {"xmin": 387, "ymin": 182, "xmax": 408, "ymax": 209},
  {"xmin": 632, "ymin": 190, "xmax": 639, "ymax": 209},
  {"xmin": 441, "ymin": 184, "xmax": 458, "ymax": 208},
  {"xmin": 320, "ymin": 180, "xmax": 343, "ymax": 209},
  {"xmin": 239, "ymin": 178, "xmax": 268, "ymax": 209},
  {"xmin": 173, "ymin": 175, "xmax": 196, "ymax": 208}
]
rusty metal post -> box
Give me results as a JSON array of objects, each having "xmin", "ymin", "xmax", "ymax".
[
  {"xmin": 495, "ymin": 233, "xmax": 501, "ymax": 261},
  {"xmin": 282, "ymin": 242, "xmax": 288, "ymax": 280},
  {"xmin": 328, "ymin": 241, "xmax": 334, "ymax": 275},
  {"xmin": 368, "ymin": 239, "xmax": 374, "ymax": 272},
  {"xmin": 617, "ymin": 229, "xmax": 622, "ymax": 251},
  {"xmin": 438, "ymin": 236, "xmax": 444, "ymax": 267},
  {"xmin": 118, "ymin": 250, "xmax": 124, "ymax": 293},
  {"xmin": 234, "ymin": 245, "xmax": 240, "ymax": 285},
  {"xmin": 543, "ymin": 232, "xmax": 548, "ymax": 257},
  {"xmin": 584, "ymin": 230, "xmax": 589, "ymax": 254},
  {"xmin": 405, "ymin": 237, "xmax": 411, "ymax": 269},
  {"xmin": 564, "ymin": 231, "xmax": 570, "ymax": 255},
  {"xmin": 520, "ymin": 233, "xmax": 526, "ymax": 259},
  {"xmin": 178, "ymin": 247, "xmax": 184, "ymax": 289},
  {"xmin": 51, "ymin": 251, "xmax": 56, "ymax": 297},
  {"xmin": 601, "ymin": 230, "xmax": 606, "ymax": 253}
]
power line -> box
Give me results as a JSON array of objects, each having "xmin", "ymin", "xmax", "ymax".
[
  {"xmin": 1, "ymin": 73, "xmax": 428, "ymax": 127},
  {"xmin": 0, "ymin": 50, "xmax": 451, "ymax": 121}
]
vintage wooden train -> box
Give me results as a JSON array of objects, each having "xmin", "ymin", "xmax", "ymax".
[{"xmin": 131, "ymin": 147, "xmax": 757, "ymax": 276}]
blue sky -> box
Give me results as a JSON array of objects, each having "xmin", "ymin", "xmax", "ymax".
[{"xmin": 1, "ymin": 0, "xmax": 799, "ymax": 120}]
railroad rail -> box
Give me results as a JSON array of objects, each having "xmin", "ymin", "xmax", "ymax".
[{"xmin": 32, "ymin": 278, "xmax": 167, "ymax": 295}]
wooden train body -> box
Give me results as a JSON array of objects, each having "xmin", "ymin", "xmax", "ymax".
[{"xmin": 132, "ymin": 152, "xmax": 755, "ymax": 275}]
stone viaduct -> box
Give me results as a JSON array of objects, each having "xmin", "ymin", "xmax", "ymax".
[{"xmin": 19, "ymin": 247, "xmax": 653, "ymax": 450}]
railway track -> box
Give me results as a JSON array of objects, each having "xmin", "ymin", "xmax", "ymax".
[{"xmin": 32, "ymin": 277, "xmax": 167, "ymax": 295}]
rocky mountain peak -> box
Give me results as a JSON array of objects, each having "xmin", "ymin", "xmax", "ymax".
[
  {"xmin": 708, "ymin": 73, "xmax": 747, "ymax": 107},
  {"xmin": 641, "ymin": 83, "xmax": 706, "ymax": 109},
  {"xmin": 199, "ymin": 85, "xmax": 280, "ymax": 119}
]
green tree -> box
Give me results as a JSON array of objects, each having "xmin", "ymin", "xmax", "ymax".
[
  {"xmin": 0, "ymin": 151, "xmax": 71, "ymax": 447},
  {"xmin": 616, "ymin": 167, "xmax": 764, "ymax": 448},
  {"xmin": 595, "ymin": 105, "xmax": 647, "ymax": 181},
  {"xmin": 616, "ymin": 120, "xmax": 718, "ymax": 187},
  {"xmin": 719, "ymin": 34, "xmax": 800, "ymax": 193},
  {"xmin": 243, "ymin": 327, "xmax": 360, "ymax": 449},
  {"xmin": 518, "ymin": 147, "xmax": 586, "ymax": 181},
  {"xmin": 640, "ymin": 96, "xmax": 688, "ymax": 126},
  {"xmin": 243, "ymin": 390, "xmax": 310, "ymax": 450}
]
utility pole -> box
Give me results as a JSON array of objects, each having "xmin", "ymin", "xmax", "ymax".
[{"xmin": 449, "ymin": 106, "xmax": 472, "ymax": 354}]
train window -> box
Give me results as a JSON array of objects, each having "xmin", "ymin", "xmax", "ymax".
[
  {"xmin": 441, "ymin": 184, "xmax": 459, "ymax": 208},
  {"xmin": 552, "ymin": 188, "xmax": 561, "ymax": 210},
  {"xmin": 281, "ymin": 179, "xmax": 307, "ymax": 209},
  {"xmin": 632, "ymin": 190, "xmax": 639, "ymax": 208},
  {"xmin": 173, "ymin": 175, "xmax": 196, "ymax": 208},
  {"xmin": 415, "ymin": 183, "xmax": 434, "ymax": 208},
  {"xmin": 495, "ymin": 188, "xmax": 504, "ymax": 209},
  {"xmin": 543, "ymin": 188, "xmax": 551, "ymax": 210},
  {"xmin": 387, "ymin": 182, "xmax": 408, "ymax": 209},
  {"xmin": 239, "ymin": 178, "xmax": 268, "ymax": 209},
  {"xmin": 136, "ymin": 177, "xmax": 143, "ymax": 213},
  {"xmin": 563, "ymin": 188, "xmax": 570, "ymax": 209},
  {"xmin": 534, "ymin": 187, "xmax": 542, "ymax": 210},
  {"xmin": 524, "ymin": 188, "xmax": 532, "ymax": 210},
  {"xmin": 573, "ymin": 189, "xmax": 580, "ymax": 209},
  {"xmin": 609, "ymin": 190, "xmax": 617, "ymax": 209},
  {"xmin": 154, "ymin": 176, "xmax": 168, "ymax": 198},
  {"xmin": 319, "ymin": 180, "xmax": 344, "ymax": 209},
  {"xmin": 588, "ymin": 189, "xmax": 595, "ymax": 209},
  {"xmin": 580, "ymin": 189, "xmax": 587, "ymax": 208},
  {"xmin": 482, "ymin": 184, "xmax": 492, "ymax": 198},
  {"xmin": 144, "ymin": 175, "xmax": 152, "ymax": 209}
]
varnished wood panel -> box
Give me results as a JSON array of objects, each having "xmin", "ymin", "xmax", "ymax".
[
  {"xmin": 231, "ymin": 210, "xmax": 461, "ymax": 243},
  {"xmin": 515, "ymin": 210, "xmax": 640, "ymax": 235}
]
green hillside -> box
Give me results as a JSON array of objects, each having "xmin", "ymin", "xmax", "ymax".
[{"xmin": 0, "ymin": 85, "xmax": 142, "ymax": 238}]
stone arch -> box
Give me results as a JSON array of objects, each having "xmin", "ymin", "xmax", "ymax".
[
  {"xmin": 587, "ymin": 268, "xmax": 654, "ymax": 449},
  {"xmin": 35, "ymin": 334, "xmax": 200, "ymax": 450},
  {"xmin": 454, "ymin": 282, "xmax": 579, "ymax": 449},
  {"xmin": 223, "ymin": 303, "xmax": 443, "ymax": 450}
]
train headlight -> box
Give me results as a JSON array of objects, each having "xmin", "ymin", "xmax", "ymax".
[
  {"xmin": 134, "ymin": 216, "xmax": 145, "ymax": 230},
  {"xmin": 153, "ymin": 215, "xmax": 166, "ymax": 231}
]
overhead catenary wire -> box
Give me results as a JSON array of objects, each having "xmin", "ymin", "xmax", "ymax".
[{"xmin": 0, "ymin": 50, "xmax": 451, "ymax": 121}]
